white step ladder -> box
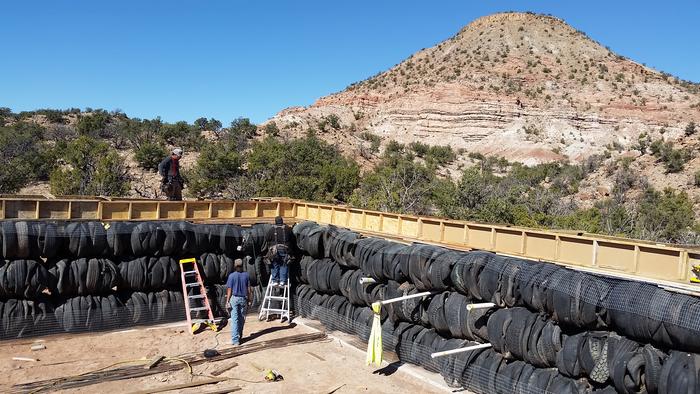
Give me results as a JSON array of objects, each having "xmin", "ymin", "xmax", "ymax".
[{"xmin": 258, "ymin": 276, "xmax": 291, "ymax": 323}]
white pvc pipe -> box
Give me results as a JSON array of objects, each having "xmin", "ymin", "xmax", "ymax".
[
  {"xmin": 430, "ymin": 343, "xmax": 492, "ymax": 359},
  {"xmin": 378, "ymin": 291, "xmax": 433, "ymax": 306},
  {"xmin": 466, "ymin": 302, "xmax": 495, "ymax": 311},
  {"xmin": 359, "ymin": 277, "xmax": 377, "ymax": 284}
]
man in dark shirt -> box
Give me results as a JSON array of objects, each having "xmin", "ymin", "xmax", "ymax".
[
  {"xmin": 225, "ymin": 259, "xmax": 252, "ymax": 346},
  {"xmin": 158, "ymin": 147, "xmax": 184, "ymax": 201},
  {"xmin": 264, "ymin": 216, "xmax": 293, "ymax": 286}
]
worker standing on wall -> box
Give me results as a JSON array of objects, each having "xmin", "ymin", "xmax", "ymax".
[
  {"xmin": 225, "ymin": 259, "xmax": 252, "ymax": 346},
  {"xmin": 158, "ymin": 148, "xmax": 184, "ymax": 201},
  {"xmin": 265, "ymin": 216, "xmax": 293, "ymax": 286}
]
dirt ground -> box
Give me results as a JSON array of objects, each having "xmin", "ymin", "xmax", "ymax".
[{"xmin": 0, "ymin": 315, "xmax": 449, "ymax": 394}]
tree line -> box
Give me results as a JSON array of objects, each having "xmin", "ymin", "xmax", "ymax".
[{"xmin": 0, "ymin": 107, "xmax": 697, "ymax": 244}]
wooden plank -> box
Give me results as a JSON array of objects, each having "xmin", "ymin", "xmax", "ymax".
[
  {"xmin": 127, "ymin": 377, "xmax": 228, "ymax": 394},
  {"xmin": 209, "ymin": 362, "xmax": 239, "ymax": 376}
]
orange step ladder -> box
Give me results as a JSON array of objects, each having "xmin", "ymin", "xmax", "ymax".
[{"xmin": 179, "ymin": 258, "xmax": 218, "ymax": 334}]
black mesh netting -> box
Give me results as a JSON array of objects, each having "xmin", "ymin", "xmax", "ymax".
[
  {"xmin": 0, "ymin": 221, "xmax": 277, "ymax": 340},
  {"xmin": 292, "ymin": 221, "xmax": 700, "ymax": 394}
]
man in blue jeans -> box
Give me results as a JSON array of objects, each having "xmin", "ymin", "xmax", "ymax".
[
  {"xmin": 225, "ymin": 259, "xmax": 252, "ymax": 346},
  {"xmin": 265, "ymin": 216, "xmax": 294, "ymax": 286}
]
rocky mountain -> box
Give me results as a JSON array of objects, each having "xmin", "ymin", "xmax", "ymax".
[
  {"xmin": 269, "ymin": 12, "xmax": 699, "ymax": 165},
  {"xmin": 266, "ymin": 12, "xmax": 700, "ymax": 212}
]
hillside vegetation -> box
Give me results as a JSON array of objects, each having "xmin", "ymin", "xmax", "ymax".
[{"xmin": 0, "ymin": 107, "xmax": 698, "ymax": 245}]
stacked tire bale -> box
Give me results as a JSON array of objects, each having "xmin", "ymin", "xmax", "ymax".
[
  {"xmin": 292, "ymin": 221, "xmax": 700, "ymax": 394},
  {"xmin": 0, "ymin": 220, "xmax": 258, "ymax": 338}
]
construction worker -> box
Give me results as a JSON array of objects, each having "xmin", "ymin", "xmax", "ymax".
[
  {"xmin": 225, "ymin": 259, "xmax": 252, "ymax": 346},
  {"xmin": 158, "ymin": 148, "xmax": 184, "ymax": 201},
  {"xmin": 265, "ymin": 216, "xmax": 293, "ymax": 286}
]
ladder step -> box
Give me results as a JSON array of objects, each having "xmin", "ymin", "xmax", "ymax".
[
  {"xmin": 189, "ymin": 307, "xmax": 209, "ymax": 312},
  {"xmin": 267, "ymin": 296, "xmax": 288, "ymax": 301},
  {"xmin": 188, "ymin": 295, "xmax": 205, "ymax": 299},
  {"xmin": 183, "ymin": 271, "xmax": 197, "ymax": 275},
  {"xmin": 185, "ymin": 283, "xmax": 200, "ymax": 288},
  {"xmin": 261, "ymin": 309, "xmax": 289, "ymax": 314}
]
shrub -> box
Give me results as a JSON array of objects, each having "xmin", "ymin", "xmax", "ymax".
[
  {"xmin": 76, "ymin": 112, "xmax": 110, "ymax": 136},
  {"xmin": 326, "ymin": 114, "xmax": 341, "ymax": 130},
  {"xmin": 426, "ymin": 145, "xmax": 457, "ymax": 166},
  {"xmin": 685, "ymin": 121, "xmax": 696, "ymax": 137},
  {"xmin": 226, "ymin": 118, "xmax": 257, "ymax": 149},
  {"xmin": 187, "ymin": 142, "xmax": 243, "ymax": 198},
  {"xmin": 264, "ymin": 122, "xmax": 280, "ymax": 137},
  {"xmin": 0, "ymin": 122, "xmax": 54, "ymax": 193},
  {"xmin": 650, "ymin": 139, "xmax": 690, "ymax": 173},
  {"xmin": 360, "ymin": 132, "xmax": 381, "ymax": 153},
  {"xmin": 636, "ymin": 188, "xmax": 695, "ymax": 241},
  {"xmin": 409, "ymin": 142, "xmax": 429, "ymax": 157},
  {"xmin": 695, "ymin": 171, "xmax": 700, "ymax": 187},
  {"xmin": 350, "ymin": 156, "xmax": 436, "ymax": 214},
  {"xmin": 49, "ymin": 136, "xmax": 129, "ymax": 196},
  {"xmin": 134, "ymin": 142, "xmax": 167, "ymax": 171},
  {"xmin": 248, "ymin": 135, "xmax": 359, "ymax": 202}
]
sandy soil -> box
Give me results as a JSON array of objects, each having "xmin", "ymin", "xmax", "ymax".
[{"xmin": 0, "ymin": 316, "xmax": 448, "ymax": 394}]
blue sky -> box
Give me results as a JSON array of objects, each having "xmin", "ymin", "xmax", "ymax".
[{"xmin": 1, "ymin": 1, "xmax": 698, "ymax": 124}]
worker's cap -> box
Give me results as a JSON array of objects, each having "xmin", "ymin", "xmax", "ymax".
[
  {"xmin": 275, "ymin": 216, "xmax": 283, "ymax": 225},
  {"xmin": 234, "ymin": 258, "xmax": 243, "ymax": 267},
  {"xmin": 172, "ymin": 147, "xmax": 183, "ymax": 156}
]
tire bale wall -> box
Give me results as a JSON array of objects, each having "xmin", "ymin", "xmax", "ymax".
[
  {"xmin": 292, "ymin": 220, "xmax": 700, "ymax": 394},
  {"xmin": 0, "ymin": 220, "xmax": 252, "ymax": 340}
]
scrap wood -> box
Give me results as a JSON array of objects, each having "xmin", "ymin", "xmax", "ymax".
[
  {"xmin": 127, "ymin": 377, "xmax": 228, "ymax": 394},
  {"xmin": 145, "ymin": 355, "xmax": 165, "ymax": 370},
  {"xmin": 200, "ymin": 386, "xmax": 242, "ymax": 394},
  {"xmin": 328, "ymin": 383, "xmax": 346, "ymax": 394},
  {"xmin": 209, "ymin": 362, "xmax": 239, "ymax": 376},
  {"xmin": 12, "ymin": 357, "xmax": 38, "ymax": 362},
  {"xmin": 13, "ymin": 332, "xmax": 326, "ymax": 393},
  {"xmin": 307, "ymin": 351, "xmax": 325, "ymax": 361}
]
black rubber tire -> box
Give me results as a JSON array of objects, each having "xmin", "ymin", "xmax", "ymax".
[
  {"xmin": 106, "ymin": 221, "xmax": 134, "ymax": 256},
  {"xmin": 1, "ymin": 221, "xmax": 18, "ymax": 259},
  {"xmin": 0, "ymin": 259, "xmax": 53, "ymax": 299}
]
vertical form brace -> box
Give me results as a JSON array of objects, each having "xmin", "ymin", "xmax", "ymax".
[
  {"xmin": 490, "ymin": 228, "xmax": 496, "ymax": 250},
  {"xmin": 439, "ymin": 221, "xmax": 445, "ymax": 243},
  {"xmin": 679, "ymin": 251, "xmax": 689, "ymax": 281},
  {"xmin": 128, "ymin": 202, "xmax": 134, "ymax": 220},
  {"xmin": 463, "ymin": 224, "xmax": 469, "ymax": 245},
  {"xmin": 633, "ymin": 245, "xmax": 640, "ymax": 273},
  {"xmin": 417, "ymin": 218, "xmax": 423, "ymax": 238},
  {"xmin": 521, "ymin": 231, "xmax": 527, "ymax": 255},
  {"xmin": 34, "ymin": 201, "xmax": 41, "ymax": 220},
  {"xmin": 379, "ymin": 213, "xmax": 384, "ymax": 232},
  {"xmin": 208, "ymin": 202, "xmax": 214, "ymax": 219},
  {"xmin": 591, "ymin": 240, "xmax": 599, "ymax": 267},
  {"xmin": 554, "ymin": 235, "xmax": 561, "ymax": 261}
]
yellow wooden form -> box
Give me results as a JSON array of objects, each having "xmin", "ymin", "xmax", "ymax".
[{"xmin": 1, "ymin": 196, "xmax": 699, "ymax": 291}]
